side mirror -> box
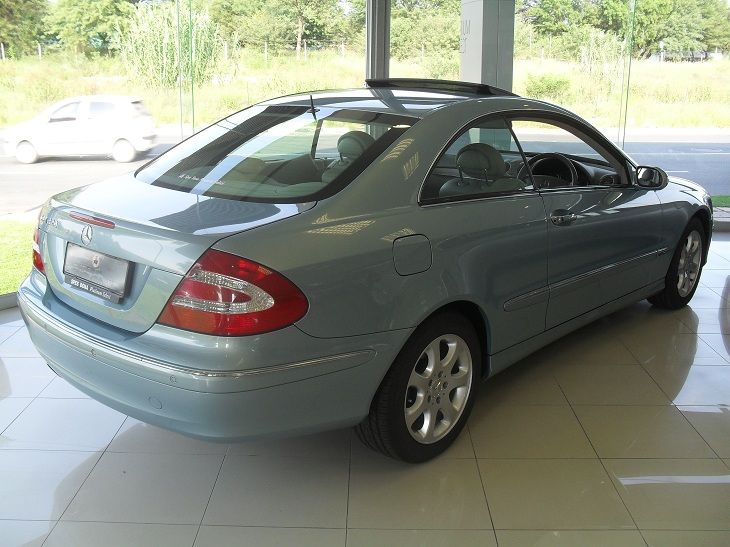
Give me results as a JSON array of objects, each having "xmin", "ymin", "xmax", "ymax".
[{"xmin": 636, "ymin": 166, "xmax": 668, "ymax": 188}]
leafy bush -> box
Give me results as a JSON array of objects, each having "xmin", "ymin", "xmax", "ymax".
[
  {"xmin": 525, "ymin": 74, "xmax": 571, "ymax": 100},
  {"xmin": 118, "ymin": 3, "xmax": 221, "ymax": 88}
]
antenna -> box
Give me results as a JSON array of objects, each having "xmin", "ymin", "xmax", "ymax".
[{"xmin": 309, "ymin": 94, "xmax": 317, "ymax": 120}]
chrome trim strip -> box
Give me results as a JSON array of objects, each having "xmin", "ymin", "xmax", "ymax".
[
  {"xmin": 503, "ymin": 286, "xmax": 549, "ymax": 312},
  {"xmin": 551, "ymin": 248, "xmax": 668, "ymax": 292},
  {"xmin": 19, "ymin": 291, "xmax": 373, "ymax": 380}
]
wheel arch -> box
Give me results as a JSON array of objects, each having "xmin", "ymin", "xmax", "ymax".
[
  {"xmin": 416, "ymin": 299, "xmax": 492, "ymax": 378},
  {"xmin": 691, "ymin": 208, "xmax": 711, "ymax": 264}
]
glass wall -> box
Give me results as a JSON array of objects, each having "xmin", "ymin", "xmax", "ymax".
[
  {"xmin": 0, "ymin": 0, "xmax": 366, "ymax": 299},
  {"xmin": 1, "ymin": 0, "xmax": 729, "ymax": 299},
  {"xmin": 513, "ymin": 0, "xmax": 730, "ymax": 198}
]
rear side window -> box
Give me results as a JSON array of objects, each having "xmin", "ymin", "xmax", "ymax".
[
  {"xmin": 88, "ymin": 101, "xmax": 117, "ymax": 119},
  {"xmin": 421, "ymin": 117, "xmax": 532, "ymax": 203},
  {"xmin": 136, "ymin": 105, "xmax": 415, "ymax": 203}
]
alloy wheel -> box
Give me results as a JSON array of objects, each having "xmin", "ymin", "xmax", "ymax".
[
  {"xmin": 677, "ymin": 229, "xmax": 702, "ymax": 297},
  {"xmin": 404, "ymin": 334, "xmax": 473, "ymax": 444}
]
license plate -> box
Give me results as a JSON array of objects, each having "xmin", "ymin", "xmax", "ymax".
[{"xmin": 63, "ymin": 243, "xmax": 131, "ymax": 303}]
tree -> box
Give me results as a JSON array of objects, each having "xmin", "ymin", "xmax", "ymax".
[
  {"xmin": 699, "ymin": 0, "xmax": 730, "ymax": 52},
  {"xmin": 0, "ymin": 0, "xmax": 47, "ymax": 57},
  {"xmin": 45, "ymin": 0, "xmax": 135, "ymax": 56}
]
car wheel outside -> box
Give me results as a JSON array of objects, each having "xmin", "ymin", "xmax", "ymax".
[
  {"xmin": 355, "ymin": 311, "xmax": 481, "ymax": 463},
  {"xmin": 15, "ymin": 141, "xmax": 38, "ymax": 164},
  {"xmin": 648, "ymin": 218, "xmax": 705, "ymax": 309},
  {"xmin": 111, "ymin": 139, "xmax": 137, "ymax": 163}
]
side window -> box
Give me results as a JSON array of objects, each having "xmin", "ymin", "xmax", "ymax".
[
  {"xmin": 88, "ymin": 101, "xmax": 117, "ymax": 119},
  {"xmin": 421, "ymin": 117, "xmax": 531, "ymax": 203},
  {"xmin": 49, "ymin": 102, "xmax": 79, "ymax": 122},
  {"xmin": 510, "ymin": 119, "xmax": 625, "ymax": 189}
]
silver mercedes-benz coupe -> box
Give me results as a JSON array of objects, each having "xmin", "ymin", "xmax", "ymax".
[{"xmin": 19, "ymin": 79, "xmax": 712, "ymax": 462}]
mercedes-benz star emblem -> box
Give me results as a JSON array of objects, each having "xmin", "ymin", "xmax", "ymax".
[{"xmin": 80, "ymin": 225, "xmax": 93, "ymax": 246}]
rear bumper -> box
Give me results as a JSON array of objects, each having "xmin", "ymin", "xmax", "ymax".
[{"xmin": 18, "ymin": 277, "xmax": 408, "ymax": 441}]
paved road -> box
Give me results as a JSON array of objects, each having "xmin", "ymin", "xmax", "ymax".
[{"xmin": 1, "ymin": 141, "xmax": 728, "ymax": 216}]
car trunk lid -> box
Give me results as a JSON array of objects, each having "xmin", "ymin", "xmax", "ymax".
[{"xmin": 40, "ymin": 174, "xmax": 313, "ymax": 333}]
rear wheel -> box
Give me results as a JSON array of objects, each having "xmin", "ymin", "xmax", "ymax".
[
  {"xmin": 111, "ymin": 139, "xmax": 137, "ymax": 163},
  {"xmin": 649, "ymin": 218, "xmax": 705, "ymax": 309},
  {"xmin": 15, "ymin": 141, "xmax": 38, "ymax": 164},
  {"xmin": 356, "ymin": 312, "xmax": 481, "ymax": 462}
]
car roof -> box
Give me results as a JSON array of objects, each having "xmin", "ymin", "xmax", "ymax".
[
  {"xmin": 61, "ymin": 95, "xmax": 144, "ymax": 104},
  {"xmin": 260, "ymin": 78, "xmax": 566, "ymax": 120}
]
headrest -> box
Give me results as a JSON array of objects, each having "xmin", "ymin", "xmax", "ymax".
[
  {"xmin": 338, "ymin": 131, "xmax": 375, "ymax": 159},
  {"xmin": 456, "ymin": 143, "xmax": 506, "ymax": 178}
]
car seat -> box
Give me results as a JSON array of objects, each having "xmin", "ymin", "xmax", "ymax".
[
  {"xmin": 439, "ymin": 143, "xmax": 524, "ymax": 198},
  {"xmin": 321, "ymin": 130, "xmax": 375, "ymax": 184}
]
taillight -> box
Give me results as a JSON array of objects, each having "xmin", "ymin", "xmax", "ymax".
[
  {"xmin": 32, "ymin": 225, "xmax": 45, "ymax": 275},
  {"xmin": 158, "ymin": 249, "xmax": 308, "ymax": 336}
]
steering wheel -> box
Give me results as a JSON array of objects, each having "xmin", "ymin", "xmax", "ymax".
[{"xmin": 517, "ymin": 153, "xmax": 579, "ymax": 189}]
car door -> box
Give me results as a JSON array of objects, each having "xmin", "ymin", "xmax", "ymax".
[
  {"xmin": 39, "ymin": 100, "xmax": 84, "ymax": 156},
  {"xmin": 79, "ymin": 99, "xmax": 118, "ymax": 154},
  {"xmin": 509, "ymin": 115, "xmax": 664, "ymax": 329},
  {"xmin": 420, "ymin": 116, "xmax": 548, "ymax": 352}
]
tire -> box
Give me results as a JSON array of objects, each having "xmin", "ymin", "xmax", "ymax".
[
  {"xmin": 15, "ymin": 141, "xmax": 38, "ymax": 164},
  {"xmin": 111, "ymin": 139, "xmax": 137, "ymax": 163},
  {"xmin": 355, "ymin": 312, "xmax": 481, "ymax": 462},
  {"xmin": 648, "ymin": 218, "xmax": 705, "ymax": 309}
]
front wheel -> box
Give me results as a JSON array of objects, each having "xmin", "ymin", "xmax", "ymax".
[
  {"xmin": 355, "ymin": 312, "xmax": 481, "ymax": 462},
  {"xmin": 648, "ymin": 218, "xmax": 705, "ymax": 309}
]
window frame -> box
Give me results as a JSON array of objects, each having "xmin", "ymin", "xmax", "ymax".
[
  {"xmin": 418, "ymin": 114, "xmax": 535, "ymax": 206},
  {"xmin": 505, "ymin": 112, "xmax": 634, "ymax": 192}
]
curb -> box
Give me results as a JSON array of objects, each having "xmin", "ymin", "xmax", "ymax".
[{"xmin": 714, "ymin": 219, "xmax": 730, "ymax": 233}]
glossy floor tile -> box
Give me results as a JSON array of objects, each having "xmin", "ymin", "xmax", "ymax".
[
  {"xmin": 641, "ymin": 530, "xmax": 730, "ymax": 547},
  {"xmin": 678, "ymin": 405, "xmax": 730, "ymax": 457},
  {"xmin": 0, "ymin": 450, "xmax": 100, "ymax": 520},
  {"xmin": 0, "ymin": 398, "xmax": 126, "ymax": 451},
  {"xmin": 63, "ymin": 452, "xmax": 223, "ymax": 524},
  {"xmin": 0, "ymin": 520, "xmax": 53, "ymax": 547},
  {"xmin": 554, "ymin": 364, "xmax": 670, "ymax": 405},
  {"xmin": 478, "ymin": 459, "xmax": 635, "ymax": 530},
  {"xmin": 496, "ymin": 530, "xmax": 647, "ymax": 547},
  {"xmin": 203, "ymin": 455, "xmax": 349, "ymax": 528},
  {"xmin": 3, "ymin": 239, "xmax": 730, "ymax": 543},
  {"xmin": 348, "ymin": 455, "xmax": 491, "ymax": 530},
  {"xmin": 469, "ymin": 403, "xmax": 595, "ymax": 458},
  {"xmin": 44, "ymin": 522, "xmax": 198, "ymax": 547},
  {"xmin": 574, "ymin": 405, "xmax": 716, "ymax": 458},
  {"xmin": 605, "ymin": 458, "xmax": 730, "ymax": 530},
  {"xmin": 346, "ymin": 529, "xmax": 498, "ymax": 547},
  {"xmin": 194, "ymin": 526, "xmax": 346, "ymax": 547}
]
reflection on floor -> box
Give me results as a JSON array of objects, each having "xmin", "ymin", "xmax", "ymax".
[{"xmin": 2, "ymin": 237, "xmax": 730, "ymax": 547}]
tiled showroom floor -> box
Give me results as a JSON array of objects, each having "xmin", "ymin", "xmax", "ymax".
[{"xmin": 2, "ymin": 239, "xmax": 730, "ymax": 547}]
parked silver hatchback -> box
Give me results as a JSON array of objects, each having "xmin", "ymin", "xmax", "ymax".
[{"xmin": 19, "ymin": 79, "xmax": 712, "ymax": 462}]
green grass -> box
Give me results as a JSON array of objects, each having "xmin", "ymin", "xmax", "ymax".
[
  {"xmin": 1, "ymin": 52, "xmax": 728, "ymax": 130},
  {"xmin": 0, "ymin": 221, "xmax": 34, "ymax": 295},
  {"xmin": 711, "ymin": 195, "xmax": 730, "ymax": 207}
]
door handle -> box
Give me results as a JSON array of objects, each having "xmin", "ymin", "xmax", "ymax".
[{"xmin": 550, "ymin": 210, "xmax": 578, "ymax": 226}]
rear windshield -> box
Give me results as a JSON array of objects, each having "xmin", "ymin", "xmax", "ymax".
[{"xmin": 135, "ymin": 105, "xmax": 416, "ymax": 203}]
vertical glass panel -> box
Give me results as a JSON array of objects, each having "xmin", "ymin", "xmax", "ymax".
[
  {"xmin": 623, "ymin": 0, "xmax": 730, "ymax": 201},
  {"xmin": 513, "ymin": 0, "xmax": 635, "ymax": 145},
  {"xmin": 194, "ymin": 0, "xmax": 365, "ymax": 127},
  {"xmin": 0, "ymin": 0, "xmax": 188, "ymax": 296},
  {"xmin": 388, "ymin": 0, "xmax": 461, "ymax": 79}
]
